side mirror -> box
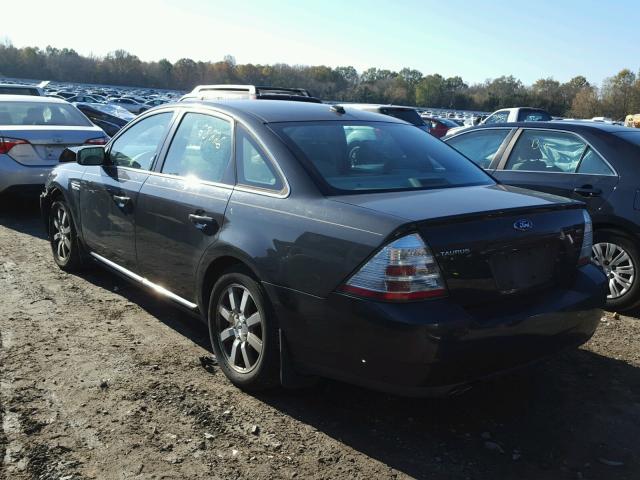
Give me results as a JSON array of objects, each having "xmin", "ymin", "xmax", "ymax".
[{"xmin": 60, "ymin": 146, "xmax": 106, "ymax": 166}]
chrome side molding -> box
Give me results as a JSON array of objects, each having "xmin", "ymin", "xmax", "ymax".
[{"xmin": 90, "ymin": 252, "xmax": 199, "ymax": 310}]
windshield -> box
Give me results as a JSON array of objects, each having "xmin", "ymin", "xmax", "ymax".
[
  {"xmin": 382, "ymin": 108, "xmax": 425, "ymax": 126},
  {"xmin": 271, "ymin": 121, "xmax": 494, "ymax": 193},
  {"xmin": 0, "ymin": 101, "xmax": 93, "ymax": 126},
  {"xmin": 88, "ymin": 103, "xmax": 136, "ymax": 120},
  {"xmin": 0, "ymin": 86, "xmax": 39, "ymax": 96},
  {"xmin": 438, "ymin": 118, "xmax": 461, "ymax": 127}
]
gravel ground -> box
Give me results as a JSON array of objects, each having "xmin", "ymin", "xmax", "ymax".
[{"xmin": 1, "ymin": 198, "xmax": 639, "ymax": 480}]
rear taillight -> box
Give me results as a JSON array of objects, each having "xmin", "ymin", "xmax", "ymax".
[
  {"xmin": 85, "ymin": 137, "xmax": 108, "ymax": 145},
  {"xmin": 0, "ymin": 137, "xmax": 29, "ymax": 154},
  {"xmin": 340, "ymin": 233, "xmax": 447, "ymax": 301},
  {"xmin": 578, "ymin": 209, "xmax": 593, "ymax": 266}
]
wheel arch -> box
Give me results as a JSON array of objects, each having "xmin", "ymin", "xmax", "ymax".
[
  {"xmin": 197, "ymin": 250, "xmax": 263, "ymax": 321},
  {"xmin": 42, "ymin": 184, "xmax": 68, "ymax": 238},
  {"xmin": 592, "ymin": 220, "xmax": 639, "ymax": 243}
]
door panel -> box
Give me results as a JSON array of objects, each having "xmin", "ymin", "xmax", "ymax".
[
  {"xmin": 492, "ymin": 169, "xmax": 618, "ymax": 211},
  {"xmin": 135, "ymin": 175, "xmax": 232, "ymax": 300},
  {"xmin": 78, "ymin": 111, "xmax": 175, "ymax": 271},
  {"xmin": 135, "ymin": 111, "xmax": 235, "ymax": 302},
  {"xmin": 80, "ymin": 166, "xmax": 148, "ymax": 270}
]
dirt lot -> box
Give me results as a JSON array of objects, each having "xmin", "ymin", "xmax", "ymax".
[{"xmin": 1, "ymin": 199, "xmax": 639, "ymax": 480}]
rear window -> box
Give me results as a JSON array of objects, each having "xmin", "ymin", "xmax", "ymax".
[
  {"xmin": 0, "ymin": 87, "xmax": 39, "ymax": 96},
  {"xmin": 438, "ymin": 118, "xmax": 461, "ymax": 128},
  {"xmin": 381, "ymin": 108, "xmax": 425, "ymax": 126},
  {"xmin": 199, "ymin": 89, "xmax": 252, "ymax": 100},
  {"xmin": 517, "ymin": 109, "xmax": 551, "ymax": 122},
  {"xmin": 271, "ymin": 121, "xmax": 494, "ymax": 194},
  {"xmin": 0, "ymin": 101, "xmax": 92, "ymax": 126}
]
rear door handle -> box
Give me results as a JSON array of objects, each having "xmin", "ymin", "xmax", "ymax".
[
  {"xmin": 573, "ymin": 186, "xmax": 602, "ymax": 197},
  {"xmin": 112, "ymin": 195, "xmax": 131, "ymax": 206},
  {"xmin": 189, "ymin": 213, "xmax": 218, "ymax": 234}
]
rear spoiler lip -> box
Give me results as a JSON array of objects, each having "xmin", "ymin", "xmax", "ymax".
[{"xmin": 417, "ymin": 201, "xmax": 585, "ymax": 228}]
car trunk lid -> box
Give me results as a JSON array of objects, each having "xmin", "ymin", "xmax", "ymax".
[
  {"xmin": 331, "ymin": 184, "xmax": 586, "ymax": 306},
  {"xmin": 0, "ymin": 126, "xmax": 102, "ymax": 166}
]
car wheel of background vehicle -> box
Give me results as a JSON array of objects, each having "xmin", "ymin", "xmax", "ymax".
[
  {"xmin": 49, "ymin": 200, "xmax": 86, "ymax": 272},
  {"xmin": 592, "ymin": 230, "xmax": 640, "ymax": 311},
  {"xmin": 208, "ymin": 268, "xmax": 279, "ymax": 391}
]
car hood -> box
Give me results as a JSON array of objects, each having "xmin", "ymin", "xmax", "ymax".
[{"xmin": 329, "ymin": 184, "xmax": 581, "ymax": 222}]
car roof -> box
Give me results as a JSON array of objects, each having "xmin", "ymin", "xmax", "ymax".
[
  {"xmin": 459, "ymin": 121, "xmax": 632, "ymax": 134},
  {"xmin": 0, "ymin": 94, "xmax": 68, "ymax": 104},
  {"xmin": 174, "ymin": 99, "xmax": 408, "ymax": 124}
]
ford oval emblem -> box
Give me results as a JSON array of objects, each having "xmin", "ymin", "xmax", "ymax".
[{"xmin": 513, "ymin": 219, "xmax": 533, "ymax": 231}]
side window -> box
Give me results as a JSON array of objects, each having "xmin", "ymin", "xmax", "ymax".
[
  {"xmin": 446, "ymin": 129, "xmax": 511, "ymax": 168},
  {"xmin": 483, "ymin": 111, "xmax": 509, "ymax": 124},
  {"xmin": 577, "ymin": 148, "xmax": 615, "ymax": 176},
  {"xmin": 236, "ymin": 126, "xmax": 283, "ymax": 190},
  {"xmin": 162, "ymin": 112, "xmax": 232, "ymax": 183},
  {"xmin": 505, "ymin": 130, "xmax": 586, "ymax": 173},
  {"xmin": 109, "ymin": 112, "xmax": 172, "ymax": 170}
]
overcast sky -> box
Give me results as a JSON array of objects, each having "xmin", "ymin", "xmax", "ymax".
[{"xmin": 4, "ymin": 0, "xmax": 638, "ymax": 85}]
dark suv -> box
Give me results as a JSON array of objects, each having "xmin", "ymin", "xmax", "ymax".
[
  {"xmin": 41, "ymin": 101, "xmax": 605, "ymax": 396},
  {"xmin": 446, "ymin": 121, "xmax": 640, "ymax": 310}
]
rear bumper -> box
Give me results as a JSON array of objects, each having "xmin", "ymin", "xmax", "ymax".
[
  {"xmin": 265, "ymin": 264, "xmax": 607, "ymax": 396},
  {"xmin": 0, "ymin": 154, "xmax": 52, "ymax": 194}
]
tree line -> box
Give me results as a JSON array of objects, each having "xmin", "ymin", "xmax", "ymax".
[{"xmin": 0, "ymin": 42, "xmax": 638, "ymax": 119}]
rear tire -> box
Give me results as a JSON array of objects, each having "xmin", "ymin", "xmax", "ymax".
[
  {"xmin": 207, "ymin": 268, "xmax": 279, "ymax": 391},
  {"xmin": 592, "ymin": 230, "xmax": 640, "ymax": 311},
  {"xmin": 49, "ymin": 200, "xmax": 86, "ymax": 272}
]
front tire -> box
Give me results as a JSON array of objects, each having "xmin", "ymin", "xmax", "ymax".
[
  {"xmin": 592, "ymin": 230, "xmax": 640, "ymax": 311},
  {"xmin": 208, "ymin": 268, "xmax": 279, "ymax": 391},
  {"xmin": 49, "ymin": 200, "xmax": 85, "ymax": 272}
]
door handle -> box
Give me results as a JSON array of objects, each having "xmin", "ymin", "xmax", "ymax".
[
  {"xmin": 573, "ymin": 186, "xmax": 602, "ymax": 197},
  {"xmin": 112, "ymin": 195, "xmax": 130, "ymax": 203},
  {"xmin": 188, "ymin": 213, "xmax": 218, "ymax": 234},
  {"xmin": 112, "ymin": 195, "xmax": 131, "ymax": 208}
]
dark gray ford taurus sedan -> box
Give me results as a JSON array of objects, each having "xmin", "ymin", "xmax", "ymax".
[{"xmin": 41, "ymin": 100, "xmax": 607, "ymax": 396}]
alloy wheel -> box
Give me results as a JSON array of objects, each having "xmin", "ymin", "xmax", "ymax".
[
  {"xmin": 216, "ymin": 284, "xmax": 264, "ymax": 373},
  {"xmin": 592, "ymin": 242, "xmax": 635, "ymax": 299},
  {"xmin": 52, "ymin": 205, "xmax": 72, "ymax": 262}
]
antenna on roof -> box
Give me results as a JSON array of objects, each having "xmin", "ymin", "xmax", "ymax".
[{"xmin": 330, "ymin": 104, "xmax": 345, "ymax": 114}]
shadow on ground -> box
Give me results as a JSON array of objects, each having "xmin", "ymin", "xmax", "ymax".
[{"xmin": 2, "ymin": 197, "xmax": 639, "ymax": 480}]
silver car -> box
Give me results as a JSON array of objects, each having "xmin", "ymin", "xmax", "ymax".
[{"xmin": 0, "ymin": 95, "xmax": 107, "ymax": 194}]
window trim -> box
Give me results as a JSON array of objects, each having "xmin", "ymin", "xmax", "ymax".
[
  {"xmin": 234, "ymin": 124, "xmax": 290, "ymax": 199},
  {"xmin": 155, "ymin": 108, "xmax": 236, "ymax": 186},
  {"xmin": 445, "ymin": 127, "xmax": 516, "ymax": 170},
  {"xmin": 497, "ymin": 127, "xmax": 618, "ymax": 177}
]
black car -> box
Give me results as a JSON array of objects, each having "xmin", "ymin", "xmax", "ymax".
[
  {"xmin": 74, "ymin": 103, "xmax": 132, "ymax": 137},
  {"xmin": 445, "ymin": 121, "xmax": 640, "ymax": 310},
  {"xmin": 346, "ymin": 104, "xmax": 430, "ymax": 133},
  {"xmin": 40, "ymin": 101, "xmax": 605, "ymax": 396}
]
